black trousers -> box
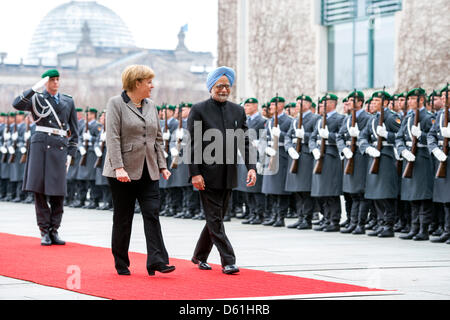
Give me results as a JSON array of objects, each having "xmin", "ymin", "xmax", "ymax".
[
  {"xmin": 246, "ymin": 192, "xmax": 265, "ymax": 218},
  {"xmin": 193, "ymin": 188, "xmax": 235, "ymax": 267},
  {"xmin": 320, "ymin": 196, "xmax": 342, "ymax": 225},
  {"xmin": 373, "ymin": 199, "xmax": 396, "ymax": 227},
  {"xmin": 34, "ymin": 193, "xmax": 64, "ymax": 233},
  {"xmin": 348, "ymin": 193, "xmax": 370, "ymax": 227},
  {"xmin": 294, "ymin": 192, "xmax": 315, "ymax": 223},
  {"xmin": 409, "ymin": 199, "xmax": 433, "ymax": 227},
  {"xmin": 108, "ymin": 164, "xmax": 169, "ymax": 272}
]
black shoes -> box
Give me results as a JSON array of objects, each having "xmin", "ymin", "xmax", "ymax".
[
  {"xmin": 40, "ymin": 232, "xmax": 52, "ymax": 246},
  {"xmin": 148, "ymin": 264, "xmax": 176, "ymax": 276},
  {"xmin": 431, "ymin": 232, "xmax": 450, "ymax": 243},
  {"xmin": 222, "ymin": 265, "xmax": 239, "ymax": 275},
  {"xmin": 191, "ymin": 257, "xmax": 212, "ymax": 270},
  {"xmin": 116, "ymin": 268, "xmax": 131, "ymax": 276},
  {"xmin": 50, "ymin": 231, "xmax": 66, "ymax": 245}
]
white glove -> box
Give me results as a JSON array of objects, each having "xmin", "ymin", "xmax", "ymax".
[
  {"xmin": 312, "ymin": 148, "xmax": 321, "ymax": 161},
  {"xmin": 319, "ymin": 126, "xmax": 329, "ymax": 139},
  {"xmin": 265, "ymin": 147, "xmax": 277, "ymax": 157},
  {"xmin": 20, "ymin": 147, "xmax": 27, "ymax": 154},
  {"xmin": 432, "ymin": 148, "xmax": 447, "ymax": 162},
  {"xmin": 66, "ymin": 155, "xmax": 72, "ymax": 173},
  {"xmin": 176, "ymin": 128, "xmax": 184, "ymax": 141},
  {"xmin": 83, "ymin": 132, "xmax": 92, "ymax": 141},
  {"xmin": 295, "ymin": 127, "xmax": 305, "ymax": 139},
  {"xmin": 411, "ymin": 123, "xmax": 422, "ymax": 138},
  {"xmin": 401, "ymin": 149, "xmax": 416, "ymax": 162},
  {"xmin": 288, "ymin": 147, "xmax": 299, "ymax": 160},
  {"xmin": 366, "ymin": 146, "xmax": 381, "ymax": 158},
  {"xmin": 11, "ymin": 132, "xmax": 18, "ymax": 141},
  {"xmin": 170, "ymin": 147, "xmax": 179, "ymax": 157},
  {"xmin": 376, "ymin": 125, "xmax": 388, "ymax": 139},
  {"xmin": 342, "ymin": 147, "xmax": 353, "ymax": 160},
  {"xmin": 0, "ymin": 146, "xmax": 7, "ymax": 154},
  {"xmin": 79, "ymin": 146, "xmax": 87, "ymax": 156},
  {"xmin": 8, "ymin": 146, "xmax": 15, "ymax": 154},
  {"xmin": 441, "ymin": 126, "xmax": 450, "ymax": 139},
  {"xmin": 100, "ymin": 132, "xmax": 106, "ymax": 142},
  {"xmin": 24, "ymin": 131, "xmax": 31, "ymax": 141},
  {"xmin": 348, "ymin": 126, "xmax": 360, "ymax": 138},
  {"xmin": 251, "ymin": 140, "xmax": 259, "ymax": 148},
  {"xmin": 163, "ymin": 131, "xmax": 171, "ymax": 141},
  {"xmin": 163, "ymin": 150, "xmax": 168, "ymax": 159},
  {"xmin": 256, "ymin": 162, "xmax": 264, "ymax": 175},
  {"xmin": 94, "ymin": 147, "xmax": 102, "ymax": 158},
  {"xmin": 32, "ymin": 76, "xmax": 49, "ymax": 92},
  {"xmin": 393, "ymin": 147, "xmax": 401, "ymax": 161},
  {"xmin": 3, "ymin": 132, "xmax": 11, "ymax": 141},
  {"xmin": 272, "ymin": 126, "xmax": 281, "ymax": 138}
]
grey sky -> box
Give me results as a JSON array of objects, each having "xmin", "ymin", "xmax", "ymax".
[{"xmin": 0, "ymin": 0, "xmax": 218, "ymax": 63}]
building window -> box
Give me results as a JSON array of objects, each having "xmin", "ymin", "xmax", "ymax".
[{"xmin": 323, "ymin": 0, "xmax": 401, "ymax": 91}]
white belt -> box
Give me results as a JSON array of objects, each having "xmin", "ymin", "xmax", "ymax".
[
  {"xmin": 35, "ymin": 125, "xmax": 68, "ymax": 137},
  {"xmin": 372, "ymin": 142, "xmax": 393, "ymax": 147},
  {"xmin": 317, "ymin": 141, "xmax": 336, "ymax": 146},
  {"xmin": 406, "ymin": 141, "xmax": 427, "ymax": 148}
]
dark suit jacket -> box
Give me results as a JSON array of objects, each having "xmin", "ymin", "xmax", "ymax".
[{"xmin": 187, "ymin": 98, "xmax": 256, "ymax": 190}]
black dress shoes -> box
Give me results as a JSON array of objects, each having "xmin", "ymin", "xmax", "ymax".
[
  {"xmin": 191, "ymin": 257, "xmax": 212, "ymax": 270},
  {"xmin": 148, "ymin": 264, "xmax": 176, "ymax": 276},
  {"xmin": 430, "ymin": 232, "xmax": 450, "ymax": 243},
  {"xmin": 50, "ymin": 231, "xmax": 66, "ymax": 245},
  {"xmin": 116, "ymin": 268, "xmax": 131, "ymax": 276},
  {"xmin": 222, "ymin": 265, "xmax": 239, "ymax": 275}
]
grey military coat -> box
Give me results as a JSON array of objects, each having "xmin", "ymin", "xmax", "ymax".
[
  {"xmin": 159, "ymin": 117, "xmax": 179, "ymax": 189},
  {"xmin": 9, "ymin": 122, "xmax": 27, "ymax": 182},
  {"xmin": 168, "ymin": 119, "xmax": 191, "ymax": 188},
  {"xmin": 76, "ymin": 120, "xmax": 102, "ymax": 181}
]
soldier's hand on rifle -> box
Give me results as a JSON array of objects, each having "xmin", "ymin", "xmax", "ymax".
[
  {"xmin": 319, "ymin": 126, "xmax": 329, "ymax": 139},
  {"xmin": 295, "ymin": 127, "xmax": 305, "ymax": 139},
  {"xmin": 348, "ymin": 126, "xmax": 360, "ymax": 138},
  {"xmin": 441, "ymin": 126, "xmax": 450, "ymax": 138},
  {"xmin": 265, "ymin": 147, "xmax": 276, "ymax": 157},
  {"xmin": 94, "ymin": 147, "xmax": 103, "ymax": 158},
  {"xmin": 411, "ymin": 123, "xmax": 422, "ymax": 138},
  {"xmin": 376, "ymin": 125, "xmax": 388, "ymax": 139},
  {"xmin": 272, "ymin": 126, "xmax": 281, "ymax": 138},
  {"xmin": 79, "ymin": 146, "xmax": 87, "ymax": 156},
  {"xmin": 11, "ymin": 132, "xmax": 18, "ymax": 141},
  {"xmin": 163, "ymin": 131, "xmax": 171, "ymax": 141},
  {"xmin": 32, "ymin": 76, "xmax": 49, "ymax": 92},
  {"xmin": 312, "ymin": 148, "xmax": 321, "ymax": 161},
  {"xmin": 20, "ymin": 147, "xmax": 26, "ymax": 154},
  {"xmin": 100, "ymin": 132, "xmax": 107, "ymax": 142},
  {"xmin": 401, "ymin": 149, "xmax": 416, "ymax": 162},
  {"xmin": 0, "ymin": 146, "xmax": 7, "ymax": 154},
  {"xmin": 176, "ymin": 128, "xmax": 184, "ymax": 141},
  {"xmin": 288, "ymin": 147, "xmax": 299, "ymax": 160},
  {"xmin": 366, "ymin": 146, "xmax": 381, "ymax": 158},
  {"xmin": 24, "ymin": 131, "xmax": 31, "ymax": 141},
  {"xmin": 432, "ymin": 148, "xmax": 447, "ymax": 162},
  {"xmin": 8, "ymin": 146, "xmax": 15, "ymax": 154},
  {"xmin": 83, "ymin": 132, "xmax": 92, "ymax": 141},
  {"xmin": 3, "ymin": 131, "xmax": 11, "ymax": 141},
  {"xmin": 170, "ymin": 147, "xmax": 179, "ymax": 157},
  {"xmin": 342, "ymin": 147, "xmax": 353, "ymax": 160}
]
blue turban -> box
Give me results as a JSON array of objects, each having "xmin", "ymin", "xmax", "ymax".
[{"xmin": 206, "ymin": 66, "xmax": 235, "ymax": 92}]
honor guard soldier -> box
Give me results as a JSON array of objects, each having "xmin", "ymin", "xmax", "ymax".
[
  {"xmin": 0, "ymin": 112, "xmax": 9, "ymax": 200},
  {"xmin": 337, "ymin": 91, "xmax": 372, "ymax": 234},
  {"xmin": 22, "ymin": 113, "xmax": 35, "ymax": 204},
  {"xmin": 428, "ymin": 84, "xmax": 450, "ymax": 244},
  {"xmin": 66, "ymin": 107, "xmax": 84, "ymax": 206},
  {"xmin": 309, "ymin": 93, "xmax": 346, "ymax": 232},
  {"xmin": 359, "ymin": 90, "xmax": 401, "ymax": 238},
  {"xmin": 285, "ymin": 95, "xmax": 321, "ymax": 230},
  {"xmin": 12, "ymin": 69, "xmax": 79, "ymax": 246},
  {"xmin": 9, "ymin": 111, "xmax": 28, "ymax": 202},
  {"xmin": 261, "ymin": 96, "xmax": 293, "ymax": 227}
]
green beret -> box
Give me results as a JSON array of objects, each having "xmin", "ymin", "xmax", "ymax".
[
  {"xmin": 296, "ymin": 95, "xmax": 312, "ymax": 103},
  {"xmin": 284, "ymin": 102, "xmax": 296, "ymax": 109},
  {"xmin": 88, "ymin": 108, "xmax": 98, "ymax": 113},
  {"xmin": 17, "ymin": 111, "xmax": 25, "ymax": 115},
  {"xmin": 428, "ymin": 90, "xmax": 439, "ymax": 100},
  {"xmin": 342, "ymin": 97, "xmax": 348, "ymax": 103},
  {"xmin": 0, "ymin": 112, "xmax": 6, "ymax": 116},
  {"xmin": 365, "ymin": 98, "xmax": 373, "ymax": 105},
  {"xmin": 168, "ymin": 105, "xmax": 176, "ymax": 111},
  {"xmin": 244, "ymin": 97, "xmax": 259, "ymax": 104},
  {"xmin": 41, "ymin": 69, "xmax": 59, "ymax": 79},
  {"xmin": 321, "ymin": 93, "xmax": 338, "ymax": 102},
  {"xmin": 440, "ymin": 84, "xmax": 449, "ymax": 95},
  {"xmin": 393, "ymin": 92, "xmax": 405, "ymax": 99},
  {"xmin": 9, "ymin": 112, "xmax": 16, "ymax": 116},
  {"xmin": 181, "ymin": 103, "xmax": 192, "ymax": 108},
  {"xmin": 347, "ymin": 91, "xmax": 364, "ymax": 100},
  {"xmin": 76, "ymin": 108, "xmax": 83, "ymax": 112},
  {"xmin": 156, "ymin": 106, "xmax": 161, "ymax": 111},
  {"xmin": 406, "ymin": 88, "xmax": 426, "ymax": 98},
  {"xmin": 372, "ymin": 91, "xmax": 391, "ymax": 100},
  {"xmin": 270, "ymin": 96, "xmax": 285, "ymax": 103},
  {"xmin": 311, "ymin": 102, "xmax": 316, "ymax": 108}
]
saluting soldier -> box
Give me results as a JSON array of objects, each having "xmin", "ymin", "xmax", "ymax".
[
  {"xmin": 428, "ymin": 84, "xmax": 450, "ymax": 244},
  {"xmin": 261, "ymin": 96, "xmax": 293, "ymax": 227},
  {"xmin": 12, "ymin": 69, "xmax": 79, "ymax": 245},
  {"xmin": 285, "ymin": 95, "xmax": 320, "ymax": 230},
  {"xmin": 359, "ymin": 90, "xmax": 401, "ymax": 238},
  {"xmin": 337, "ymin": 91, "xmax": 372, "ymax": 234},
  {"xmin": 309, "ymin": 93, "xmax": 346, "ymax": 232}
]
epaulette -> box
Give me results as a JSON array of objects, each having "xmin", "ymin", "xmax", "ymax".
[{"xmin": 62, "ymin": 93, "xmax": 73, "ymax": 99}]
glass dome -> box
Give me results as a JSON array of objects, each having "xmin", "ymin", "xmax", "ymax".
[{"xmin": 27, "ymin": 1, "xmax": 136, "ymax": 64}]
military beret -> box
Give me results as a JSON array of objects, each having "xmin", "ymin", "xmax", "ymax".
[
  {"xmin": 296, "ymin": 95, "xmax": 313, "ymax": 103},
  {"xmin": 342, "ymin": 97, "xmax": 348, "ymax": 103},
  {"xmin": 244, "ymin": 97, "xmax": 259, "ymax": 104},
  {"xmin": 167, "ymin": 105, "xmax": 176, "ymax": 111},
  {"xmin": 322, "ymin": 93, "xmax": 338, "ymax": 101},
  {"xmin": 41, "ymin": 69, "xmax": 59, "ymax": 79},
  {"xmin": 0, "ymin": 112, "xmax": 6, "ymax": 116},
  {"xmin": 406, "ymin": 88, "xmax": 426, "ymax": 98},
  {"xmin": 347, "ymin": 91, "xmax": 364, "ymax": 100},
  {"xmin": 156, "ymin": 106, "xmax": 161, "ymax": 111},
  {"xmin": 88, "ymin": 108, "xmax": 98, "ymax": 113},
  {"xmin": 270, "ymin": 96, "xmax": 285, "ymax": 103},
  {"xmin": 428, "ymin": 90, "xmax": 439, "ymax": 99},
  {"xmin": 17, "ymin": 111, "xmax": 25, "ymax": 115},
  {"xmin": 311, "ymin": 102, "xmax": 316, "ymax": 108},
  {"xmin": 440, "ymin": 84, "xmax": 449, "ymax": 95},
  {"xmin": 372, "ymin": 91, "xmax": 391, "ymax": 100},
  {"xmin": 9, "ymin": 112, "xmax": 16, "ymax": 116},
  {"xmin": 181, "ymin": 103, "xmax": 192, "ymax": 108},
  {"xmin": 393, "ymin": 92, "xmax": 405, "ymax": 99},
  {"xmin": 76, "ymin": 108, "xmax": 83, "ymax": 112},
  {"xmin": 365, "ymin": 98, "xmax": 373, "ymax": 105}
]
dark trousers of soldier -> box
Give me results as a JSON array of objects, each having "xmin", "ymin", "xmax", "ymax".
[
  {"xmin": 0, "ymin": 178, "xmax": 7, "ymax": 199},
  {"xmin": 320, "ymin": 196, "xmax": 342, "ymax": 227},
  {"xmin": 99, "ymin": 185, "xmax": 112, "ymax": 206},
  {"xmin": 193, "ymin": 188, "xmax": 235, "ymax": 267},
  {"xmin": 294, "ymin": 192, "xmax": 314, "ymax": 224},
  {"xmin": 66, "ymin": 180, "xmax": 76, "ymax": 205},
  {"xmin": 396, "ymin": 199, "xmax": 411, "ymax": 230},
  {"xmin": 245, "ymin": 192, "xmax": 265, "ymax": 220},
  {"xmin": 409, "ymin": 199, "xmax": 433, "ymax": 232},
  {"xmin": 264, "ymin": 194, "xmax": 275, "ymax": 221},
  {"xmin": 34, "ymin": 193, "xmax": 64, "ymax": 234},
  {"xmin": 273, "ymin": 195, "xmax": 290, "ymax": 220},
  {"xmin": 108, "ymin": 162, "xmax": 169, "ymax": 272},
  {"xmin": 431, "ymin": 202, "xmax": 445, "ymax": 232},
  {"xmin": 231, "ymin": 190, "xmax": 245, "ymax": 217},
  {"xmin": 372, "ymin": 199, "xmax": 396, "ymax": 228},
  {"xmin": 347, "ymin": 193, "xmax": 370, "ymax": 227},
  {"xmin": 185, "ymin": 187, "xmax": 200, "ymax": 214},
  {"xmin": 6, "ymin": 181, "xmax": 17, "ymax": 200},
  {"xmin": 169, "ymin": 187, "xmax": 183, "ymax": 214},
  {"xmin": 343, "ymin": 193, "xmax": 353, "ymax": 224},
  {"xmin": 443, "ymin": 203, "xmax": 450, "ymax": 233}
]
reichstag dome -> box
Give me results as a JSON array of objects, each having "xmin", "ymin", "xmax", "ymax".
[{"xmin": 27, "ymin": 1, "xmax": 136, "ymax": 64}]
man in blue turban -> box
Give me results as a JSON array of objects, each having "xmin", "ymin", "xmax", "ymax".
[{"xmin": 187, "ymin": 65, "xmax": 256, "ymax": 275}]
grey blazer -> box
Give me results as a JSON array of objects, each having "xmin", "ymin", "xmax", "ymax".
[{"xmin": 102, "ymin": 92, "xmax": 167, "ymax": 181}]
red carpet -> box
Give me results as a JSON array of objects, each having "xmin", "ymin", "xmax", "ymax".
[{"xmin": 0, "ymin": 233, "xmax": 386, "ymax": 300}]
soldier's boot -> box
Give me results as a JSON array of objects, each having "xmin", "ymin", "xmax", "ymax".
[
  {"xmin": 428, "ymin": 223, "xmax": 438, "ymax": 235},
  {"xmin": 49, "ymin": 228, "xmax": 65, "ymax": 245},
  {"xmin": 378, "ymin": 225, "xmax": 395, "ymax": 238},
  {"xmin": 430, "ymin": 232, "xmax": 450, "ymax": 243},
  {"xmin": 71, "ymin": 198, "xmax": 85, "ymax": 208},
  {"xmin": 40, "ymin": 228, "xmax": 52, "ymax": 246},
  {"xmin": 297, "ymin": 214, "xmax": 312, "ymax": 230},
  {"xmin": 174, "ymin": 209, "xmax": 186, "ymax": 218},
  {"xmin": 340, "ymin": 223, "xmax": 357, "ymax": 234},
  {"xmin": 368, "ymin": 225, "xmax": 384, "ymax": 237},
  {"xmin": 84, "ymin": 200, "xmax": 99, "ymax": 209},
  {"xmin": 250, "ymin": 211, "xmax": 264, "ymax": 225},
  {"xmin": 241, "ymin": 212, "xmax": 255, "ymax": 225},
  {"xmin": 394, "ymin": 221, "xmax": 406, "ymax": 232},
  {"xmin": 287, "ymin": 216, "xmax": 303, "ymax": 229},
  {"xmin": 323, "ymin": 223, "xmax": 340, "ymax": 232},
  {"xmin": 272, "ymin": 212, "xmax": 285, "ymax": 227},
  {"xmin": 352, "ymin": 224, "xmax": 366, "ymax": 235},
  {"xmin": 365, "ymin": 219, "xmax": 377, "ymax": 230},
  {"xmin": 262, "ymin": 212, "xmax": 277, "ymax": 226},
  {"xmin": 432, "ymin": 226, "xmax": 444, "ymax": 237},
  {"xmin": 413, "ymin": 224, "xmax": 429, "ymax": 241},
  {"xmin": 182, "ymin": 210, "xmax": 194, "ymax": 219},
  {"xmin": 23, "ymin": 193, "xmax": 34, "ymax": 204},
  {"xmin": 399, "ymin": 224, "xmax": 419, "ymax": 240}
]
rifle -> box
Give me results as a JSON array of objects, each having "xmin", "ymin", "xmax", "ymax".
[
  {"xmin": 289, "ymin": 97, "xmax": 304, "ymax": 174},
  {"xmin": 94, "ymin": 113, "xmax": 106, "ymax": 168},
  {"xmin": 20, "ymin": 118, "xmax": 31, "ymax": 164},
  {"xmin": 396, "ymin": 89, "xmax": 409, "ymax": 176},
  {"xmin": 369, "ymin": 86, "xmax": 386, "ymax": 174},
  {"xmin": 8, "ymin": 114, "xmax": 17, "ymax": 164},
  {"xmin": 268, "ymin": 95, "xmax": 279, "ymax": 172},
  {"xmin": 79, "ymin": 107, "xmax": 89, "ymax": 167},
  {"xmin": 403, "ymin": 93, "xmax": 421, "ymax": 178},
  {"xmin": 344, "ymin": 89, "xmax": 358, "ymax": 175},
  {"xmin": 1, "ymin": 114, "xmax": 10, "ymax": 163},
  {"xmin": 163, "ymin": 104, "xmax": 169, "ymax": 155},
  {"xmin": 313, "ymin": 96, "xmax": 327, "ymax": 174},
  {"xmin": 436, "ymin": 84, "xmax": 449, "ymax": 178},
  {"xmin": 170, "ymin": 103, "xmax": 184, "ymax": 169}
]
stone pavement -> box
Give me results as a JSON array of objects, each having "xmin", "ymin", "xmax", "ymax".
[{"xmin": 0, "ymin": 201, "xmax": 449, "ymax": 300}]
